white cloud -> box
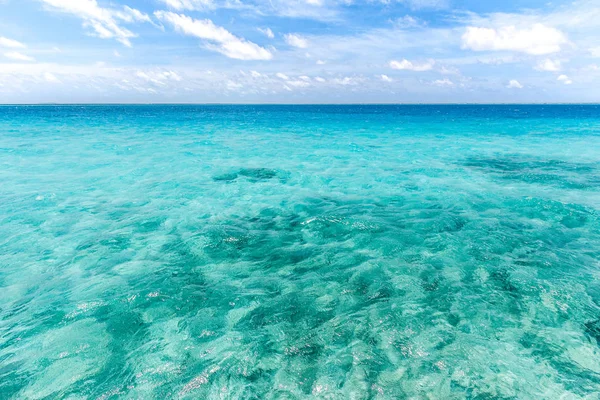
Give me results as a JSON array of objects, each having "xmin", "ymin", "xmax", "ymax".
[
  {"xmin": 284, "ymin": 34, "xmax": 309, "ymax": 49},
  {"xmin": 276, "ymin": 72, "xmax": 289, "ymax": 80},
  {"xmin": 0, "ymin": 37, "xmax": 26, "ymax": 49},
  {"xmin": 258, "ymin": 27, "xmax": 274, "ymax": 39},
  {"xmin": 433, "ymin": 78, "xmax": 453, "ymax": 86},
  {"xmin": 380, "ymin": 74, "xmax": 393, "ymax": 82},
  {"xmin": 155, "ymin": 11, "xmax": 273, "ymax": 61},
  {"xmin": 116, "ymin": 6, "xmax": 153, "ymax": 24},
  {"xmin": 4, "ymin": 52, "xmax": 35, "ymax": 62},
  {"xmin": 461, "ymin": 24, "xmax": 567, "ymax": 55},
  {"xmin": 557, "ymin": 74, "xmax": 573, "ymax": 85},
  {"xmin": 40, "ymin": 0, "xmax": 152, "ymax": 47},
  {"xmin": 389, "ymin": 59, "xmax": 434, "ymax": 71},
  {"xmin": 507, "ymin": 79, "xmax": 523, "ymax": 89},
  {"xmin": 394, "ymin": 15, "xmax": 425, "ymax": 29},
  {"xmin": 535, "ymin": 59, "xmax": 561, "ymax": 72},
  {"xmin": 3, "ymin": 0, "xmax": 599, "ymax": 103}
]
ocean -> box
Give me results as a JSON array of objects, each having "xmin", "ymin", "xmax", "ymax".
[{"xmin": 1, "ymin": 105, "xmax": 600, "ymax": 399}]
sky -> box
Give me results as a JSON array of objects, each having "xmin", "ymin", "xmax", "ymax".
[{"xmin": 0, "ymin": 0, "xmax": 599, "ymax": 103}]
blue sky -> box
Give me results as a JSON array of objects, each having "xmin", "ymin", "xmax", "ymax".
[{"xmin": 0, "ymin": 0, "xmax": 599, "ymax": 103}]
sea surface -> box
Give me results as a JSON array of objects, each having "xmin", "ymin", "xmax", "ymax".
[{"xmin": 1, "ymin": 105, "xmax": 600, "ymax": 399}]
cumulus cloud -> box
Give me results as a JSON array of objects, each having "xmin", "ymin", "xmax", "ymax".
[
  {"xmin": 380, "ymin": 74, "xmax": 393, "ymax": 82},
  {"xmin": 507, "ymin": 79, "xmax": 523, "ymax": 89},
  {"xmin": 4, "ymin": 52, "xmax": 35, "ymax": 62},
  {"xmin": 557, "ymin": 74, "xmax": 573, "ymax": 85},
  {"xmin": 40, "ymin": 0, "xmax": 152, "ymax": 47},
  {"xmin": 535, "ymin": 59, "xmax": 561, "ymax": 72},
  {"xmin": 461, "ymin": 24, "xmax": 567, "ymax": 55},
  {"xmin": 389, "ymin": 59, "xmax": 434, "ymax": 71},
  {"xmin": 276, "ymin": 72, "xmax": 289, "ymax": 80},
  {"xmin": 284, "ymin": 34, "xmax": 309, "ymax": 49},
  {"xmin": 0, "ymin": 37, "xmax": 26, "ymax": 49},
  {"xmin": 155, "ymin": 11, "xmax": 273, "ymax": 60}
]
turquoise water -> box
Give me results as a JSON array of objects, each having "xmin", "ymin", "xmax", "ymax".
[{"xmin": 1, "ymin": 105, "xmax": 600, "ymax": 399}]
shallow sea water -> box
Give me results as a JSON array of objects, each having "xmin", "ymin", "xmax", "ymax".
[{"xmin": 1, "ymin": 105, "xmax": 600, "ymax": 399}]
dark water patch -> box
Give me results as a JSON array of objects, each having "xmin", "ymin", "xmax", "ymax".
[
  {"xmin": 99, "ymin": 235, "xmax": 132, "ymax": 251},
  {"xmin": 88, "ymin": 308, "xmax": 148, "ymax": 396},
  {"xmin": 193, "ymin": 201, "xmax": 388, "ymax": 266},
  {"xmin": 463, "ymin": 156, "xmax": 597, "ymax": 174},
  {"xmin": 584, "ymin": 319, "xmax": 600, "ymax": 346},
  {"xmin": 490, "ymin": 268, "xmax": 520, "ymax": 296},
  {"xmin": 212, "ymin": 172, "xmax": 239, "ymax": 182},
  {"xmin": 240, "ymin": 292, "xmax": 333, "ymax": 335},
  {"xmin": 1, "ymin": 296, "xmax": 68, "ymax": 347},
  {"xmin": 160, "ymin": 236, "xmax": 206, "ymax": 270},
  {"xmin": 502, "ymin": 198, "xmax": 597, "ymax": 234},
  {"xmin": 134, "ymin": 217, "xmax": 166, "ymax": 233},
  {"xmin": 213, "ymin": 168, "xmax": 287, "ymax": 183},
  {"xmin": 348, "ymin": 267, "xmax": 397, "ymax": 307},
  {"xmin": 239, "ymin": 168, "xmax": 278, "ymax": 180},
  {"xmin": 462, "ymin": 156, "xmax": 600, "ymax": 189},
  {"xmin": 0, "ymin": 358, "xmax": 29, "ymax": 400}
]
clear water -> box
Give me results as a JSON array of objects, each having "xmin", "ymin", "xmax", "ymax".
[{"xmin": 1, "ymin": 105, "xmax": 600, "ymax": 399}]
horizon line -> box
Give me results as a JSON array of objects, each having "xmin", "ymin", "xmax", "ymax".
[{"xmin": 1, "ymin": 102, "xmax": 600, "ymax": 106}]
